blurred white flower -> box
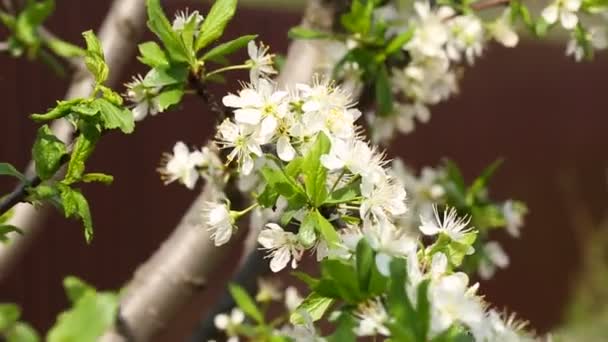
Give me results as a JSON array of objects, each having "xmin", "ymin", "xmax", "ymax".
[
  {"xmin": 258, "ymin": 223, "xmax": 305, "ymax": 272},
  {"xmin": 202, "ymin": 201, "xmax": 235, "ymax": 246},
  {"xmin": 541, "ymin": 0, "xmax": 581, "ymax": 30},
  {"xmin": 247, "ymin": 41, "xmax": 276, "ymax": 82},
  {"xmin": 159, "ymin": 142, "xmax": 205, "ymax": 189},
  {"xmin": 214, "ymin": 308, "xmax": 244, "ymax": 342}
]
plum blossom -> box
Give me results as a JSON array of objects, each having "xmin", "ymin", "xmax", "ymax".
[
  {"xmin": 216, "ymin": 118, "xmax": 263, "ymax": 175},
  {"xmin": 214, "ymin": 308, "xmax": 245, "ymax": 342},
  {"xmin": 202, "ymin": 201, "xmax": 235, "ymax": 246},
  {"xmin": 258, "ymin": 223, "xmax": 305, "ymax": 272},
  {"xmin": 354, "ymin": 299, "xmax": 391, "ymax": 337},
  {"xmin": 419, "ymin": 205, "xmax": 473, "ymax": 241},
  {"xmin": 541, "ymin": 0, "xmax": 581, "ymax": 30},
  {"xmin": 158, "ymin": 142, "xmax": 205, "ymax": 189},
  {"xmin": 124, "ymin": 75, "xmax": 162, "ymax": 121},
  {"xmin": 246, "ymin": 41, "xmax": 276, "ymax": 82}
]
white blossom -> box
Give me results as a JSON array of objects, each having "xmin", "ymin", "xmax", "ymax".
[
  {"xmin": 429, "ymin": 273, "xmax": 484, "ymax": 337},
  {"xmin": 478, "ymin": 241, "xmax": 510, "ymax": 280},
  {"xmin": 362, "ymin": 221, "xmax": 417, "ymax": 276},
  {"xmin": 214, "ymin": 308, "xmax": 245, "ymax": 342},
  {"xmin": 202, "ymin": 201, "xmax": 235, "ymax": 246},
  {"xmin": 566, "ymin": 26, "xmax": 608, "ymax": 61},
  {"xmin": 405, "ymin": 2, "xmax": 454, "ymax": 59},
  {"xmin": 172, "ymin": 9, "xmax": 204, "ymax": 32},
  {"xmin": 446, "ymin": 15, "xmax": 484, "ymax": 65},
  {"xmin": 360, "ymin": 177, "xmax": 408, "ymax": 225},
  {"xmin": 258, "ymin": 223, "xmax": 305, "ymax": 272},
  {"xmin": 419, "ymin": 205, "xmax": 473, "ymax": 242},
  {"xmin": 354, "ymin": 299, "xmax": 390, "ymax": 337},
  {"xmin": 284, "ymin": 286, "xmax": 303, "ymax": 312},
  {"xmin": 502, "ymin": 200, "xmax": 524, "ymax": 237},
  {"xmin": 216, "ymin": 118, "xmax": 263, "ymax": 175},
  {"xmin": 124, "ymin": 75, "xmax": 162, "ymax": 121},
  {"xmin": 320, "ymin": 137, "xmax": 386, "ymax": 183},
  {"xmin": 541, "ymin": 0, "xmax": 581, "ymax": 30},
  {"xmin": 247, "ymin": 41, "xmax": 276, "ymax": 82},
  {"xmin": 488, "ymin": 10, "xmax": 519, "ymax": 48},
  {"xmin": 159, "ymin": 142, "xmax": 205, "ymax": 189}
]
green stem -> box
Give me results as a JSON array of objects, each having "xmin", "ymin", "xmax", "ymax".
[
  {"xmin": 205, "ymin": 64, "xmax": 251, "ymax": 78},
  {"xmin": 329, "ymin": 169, "xmax": 347, "ymax": 193}
]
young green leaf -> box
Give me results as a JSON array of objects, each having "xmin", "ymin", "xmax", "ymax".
[
  {"xmin": 145, "ymin": 0, "xmax": 189, "ymax": 62},
  {"xmin": 289, "ymin": 293, "xmax": 333, "ymax": 325},
  {"xmin": 6, "ymin": 322, "xmax": 40, "ymax": 342},
  {"xmin": 259, "ymin": 164, "xmax": 307, "ymax": 209},
  {"xmin": 195, "ymin": 0, "xmax": 238, "ymax": 51},
  {"xmin": 375, "ymin": 65, "xmax": 393, "ymax": 116},
  {"xmin": 325, "ymin": 179, "xmax": 360, "ymax": 204},
  {"xmin": 416, "ymin": 279, "xmax": 431, "ymax": 340},
  {"xmin": 355, "ymin": 238, "xmax": 374, "ymax": 293},
  {"xmin": 340, "ymin": 0, "xmax": 374, "ymax": 36},
  {"xmin": 63, "ymin": 276, "xmax": 95, "ymax": 304},
  {"xmin": 43, "ymin": 37, "xmax": 85, "ymax": 58},
  {"xmin": 228, "ymin": 283, "xmax": 264, "ymax": 324},
  {"xmin": 137, "ymin": 41, "xmax": 169, "ymax": 68},
  {"xmin": 301, "ymin": 132, "xmax": 331, "ymax": 206},
  {"xmin": 92, "ymin": 98, "xmax": 135, "ymax": 134},
  {"xmin": 82, "ymin": 30, "xmax": 108, "ymax": 84},
  {"xmin": 287, "ymin": 27, "xmax": 331, "ymax": 40},
  {"xmin": 47, "ymin": 286, "xmax": 117, "ymax": 342},
  {"xmin": 298, "ymin": 211, "xmax": 317, "ymax": 248},
  {"xmin": 325, "ymin": 312, "xmax": 357, "ymax": 342},
  {"xmin": 313, "ymin": 209, "xmax": 340, "ymax": 247},
  {"xmin": 63, "ymin": 123, "xmax": 100, "ymax": 185},
  {"xmin": 202, "ymin": 34, "xmax": 257, "ymax": 61},
  {"xmin": 0, "ymin": 303, "xmax": 21, "ymax": 330},
  {"xmin": 81, "ymin": 173, "xmax": 114, "ymax": 185},
  {"xmin": 0, "ymin": 162, "xmax": 27, "ymax": 182},
  {"xmin": 32, "ymin": 125, "xmax": 67, "ymax": 180},
  {"xmin": 15, "ymin": 0, "xmax": 54, "ymax": 47},
  {"xmin": 385, "ymin": 26, "xmax": 414, "ymax": 55},
  {"xmin": 142, "ymin": 65, "xmax": 188, "ymax": 87},
  {"xmin": 154, "ymin": 87, "xmax": 184, "ymax": 112},
  {"xmin": 58, "ymin": 185, "xmax": 93, "ymax": 242},
  {"xmin": 31, "ymin": 98, "xmax": 84, "ymax": 122}
]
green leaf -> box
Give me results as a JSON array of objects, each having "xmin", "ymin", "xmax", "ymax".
[
  {"xmin": 31, "ymin": 98, "xmax": 84, "ymax": 122},
  {"xmin": 142, "ymin": 65, "xmax": 188, "ymax": 87},
  {"xmin": 416, "ymin": 279, "xmax": 431, "ymax": 340},
  {"xmin": 375, "ymin": 65, "xmax": 393, "ymax": 116},
  {"xmin": 137, "ymin": 41, "xmax": 169, "ymax": 68},
  {"xmin": 466, "ymin": 159, "xmax": 502, "ymax": 205},
  {"xmin": 155, "ymin": 87, "xmax": 184, "ymax": 112},
  {"xmin": 326, "ymin": 312, "xmax": 357, "ymax": 342},
  {"xmin": 0, "ymin": 225, "xmax": 23, "ymax": 243},
  {"xmin": 340, "ymin": 0, "xmax": 374, "ymax": 35},
  {"xmin": 386, "ymin": 258, "xmax": 417, "ymax": 341},
  {"xmin": 81, "ymin": 173, "xmax": 114, "ymax": 185},
  {"xmin": 15, "ymin": 0, "xmax": 53, "ymax": 46},
  {"xmin": 58, "ymin": 185, "xmax": 93, "ymax": 242},
  {"xmin": 145, "ymin": 0, "xmax": 189, "ymax": 62},
  {"xmin": 0, "ymin": 303, "xmax": 20, "ymax": 330},
  {"xmin": 291, "ymin": 271, "xmax": 320, "ymax": 288},
  {"xmin": 301, "ymin": 132, "xmax": 331, "ymax": 206},
  {"xmin": 91, "ymin": 98, "xmax": 135, "ymax": 134},
  {"xmin": 385, "ymin": 26, "xmax": 414, "ymax": 55},
  {"xmin": 318, "ymin": 259, "xmax": 362, "ymax": 303},
  {"xmin": 63, "ymin": 123, "xmax": 100, "ymax": 185},
  {"xmin": 6, "ymin": 322, "xmax": 40, "ymax": 342},
  {"xmin": 313, "ymin": 209, "xmax": 340, "ymax": 247},
  {"xmin": 43, "ymin": 38, "xmax": 85, "ymax": 58},
  {"xmin": 202, "ymin": 34, "xmax": 257, "ymax": 61},
  {"xmin": 0, "ymin": 162, "xmax": 27, "ymax": 182},
  {"xmin": 32, "ymin": 125, "xmax": 67, "ymax": 180},
  {"xmin": 289, "ymin": 293, "xmax": 333, "ymax": 324},
  {"xmin": 259, "ymin": 164, "xmax": 307, "ymax": 209},
  {"xmin": 47, "ymin": 287, "xmax": 117, "ymax": 342},
  {"xmin": 82, "ymin": 30, "xmax": 108, "ymax": 84},
  {"xmin": 63, "ymin": 276, "xmax": 94, "ymax": 304},
  {"xmin": 228, "ymin": 283, "xmax": 264, "ymax": 324},
  {"xmin": 356, "ymin": 238, "xmax": 374, "ymax": 293},
  {"xmin": 298, "ymin": 211, "xmax": 317, "ymax": 248},
  {"xmin": 325, "ymin": 179, "xmax": 360, "ymax": 204},
  {"xmin": 287, "ymin": 27, "xmax": 331, "ymax": 40},
  {"xmin": 195, "ymin": 0, "xmax": 238, "ymax": 51}
]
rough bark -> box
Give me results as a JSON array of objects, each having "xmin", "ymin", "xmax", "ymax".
[
  {"xmin": 100, "ymin": 1, "xmax": 337, "ymax": 341},
  {"xmin": 0, "ymin": 0, "xmax": 147, "ymax": 281}
]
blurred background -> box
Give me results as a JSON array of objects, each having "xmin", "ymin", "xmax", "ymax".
[{"xmin": 1, "ymin": 0, "xmax": 607, "ymax": 340}]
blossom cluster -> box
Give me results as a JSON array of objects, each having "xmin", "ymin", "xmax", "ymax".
[
  {"xmin": 319, "ymin": 0, "xmax": 608, "ymax": 142},
  {"xmin": 192, "ymin": 75, "xmax": 533, "ymax": 340}
]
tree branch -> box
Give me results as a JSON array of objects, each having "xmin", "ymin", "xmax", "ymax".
[
  {"xmin": 0, "ymin": 0, "xmax": 147, "ymax": 281},
  {"xmin": 99, "ymin": 1, "xmax": 338, "ymax": 341}
]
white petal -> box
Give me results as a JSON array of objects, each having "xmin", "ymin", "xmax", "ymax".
[
  {"xmin": 231, "ymin": 308, "xmax": 245, "ymax": 324},
  {"xmin": 277, "ymin": 136, "xmax": 296, "ymax": 161},
  {"xmin": 212, "ymin": 224, "xmax": 233, "ymax": 246},
  {"xmin": 260, "ymin": 115, "xmax": 278, "ymax": 136},
  {"xmin": 320, "ymin": 154, "xmax": 344, "ymax": 170},
  {"xmin": 234, "ymin": 108, "xmax": 262, "ymax": 125},
  {"xmin": 419, "ymin": 217, "xmax": 440, "ymax": 236},
  {"xmin": 242, "ymin": 155, "xmax": 254, "ymax": 175},
  {"xmin": 541, "ymin": 5, "xmax": 558, "ymax": 24},
  {"xmin": 270, "ymin": 247, "xmax": 291, "ymax": 272},
  {"xmin": 247, "ymin": 40, "xmax": 258, "ymax": 59},
  {"xmin": 375, "ymin": 253, "xmax": 392, "ymax": 276},
  {"xmin": 560, "ymin": 11, "xmax": 578, "ymax": 30},
  {"xmin": 132, "ymin": 102, "xmax": 149, "ymax": 121},
  {"xmin": 214, "ymin": 314, "xmax": 229, "ymax": 329},
  {"xmin": 222, "ymin": 94, "xmax": 244, "ymax": 108}
]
